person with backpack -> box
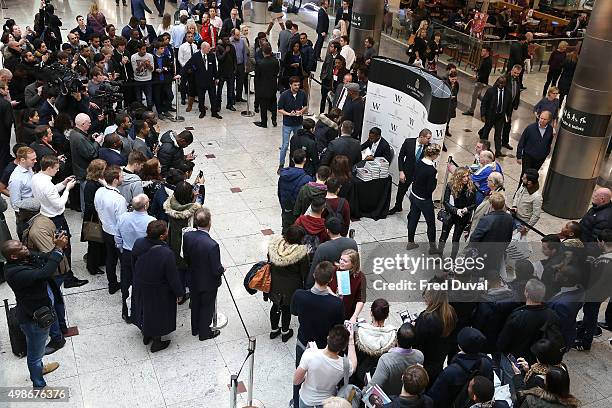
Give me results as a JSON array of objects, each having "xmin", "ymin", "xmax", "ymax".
[
  {"xmin": 384, "ymin": 364, "xmax": 434, "ymax": 408},
  {"xmin": 497, "ymin": 279, "xmax": 562, "ymax": 364},
  {"xmin": 466, "ymin": 376, "xmax": 510, "ymax": 408},
  {"xmin": 267, "ymin": 226, "xmax": 309, "ymax": 343},
  {"xmin": 428, "ymin": 327, "xmax": 494, "ymax": 408},
  {"xmin": 324, "ymin": 177, "xmax": 350, "ymax": 237},
  {"xmin": 328, "ymin": 249, "xmax": 366, "ymax": 322},
  {"xmin": 295, "ymin": 197, "xmax": 330, "ymax": 254},
  {"xmin": 293, "ymin": 165, "xmax": 330, "ymax": 217},
  {"xmin": 278, "ymin": 149, "xmax": 314, "ymax": 234}
]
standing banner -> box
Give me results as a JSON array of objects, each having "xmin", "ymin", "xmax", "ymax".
[{"xmin": 362, "ymin": 57, "xmax": 451, "ymax": 177}]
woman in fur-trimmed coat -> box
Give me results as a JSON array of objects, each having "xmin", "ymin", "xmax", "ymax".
[{"xmin": 267, "ymin": 226, "xmax": 309, "ymax": 343}]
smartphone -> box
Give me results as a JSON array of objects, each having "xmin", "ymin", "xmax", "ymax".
[
  {"xmin": 197, "ymin": 170, "xmax": 203, "ymax": 179},
  {"xmin": 507, "ymin": 353, "xmax": 519, "ymax": 367}
]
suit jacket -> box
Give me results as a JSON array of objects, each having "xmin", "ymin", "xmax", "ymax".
[
  {"xmin": 38, "ymin": 101, "xmax": 57, "ymax": 126},
  {"xmin": 504, "ymin": 73, "xmax": 521, "ymax": 112},
  {"xmin": 320, "ymin": 135, "xmax": 361, "ymax": 168},
  {"xmin": 112, "ymin": 49, "xmax": 134, "ymax": 81},
  {"xmin": 470, "ymin": 210, "xmax": 514, "ymax": 244},
  {"xmin": 317, "ymin": 8, "xmax": 330, "ymax": 34},
  {"xmin": 98, "ymin": 148, "xmax": 127, "ymax": 166},
  {"xmin": 547, "ymin": 287, "xmax": 585, "ymax": 349},
  {"xmin": 508, "ymin": 41, "xmax": 523, "ymax": 67},
  {"xmin": 182, "ymin": 229, "xmax": 224, "ymax": 292},
  {"xmin": 397, "ymin": 138, "xmax": 427, "ymax": 182},
  {"xmin": 220, "ymin": 18, "xmax": 241, "ymax": 38},
  {"xmin": 184, "ymin": 51, "xmax": 218, "ymax": 89},
  {"xmin": 480, "ymin": 86, "xmax": 511, "ymax": 121},
  {"xmin": 152, "ymin": 52, "xmax": 174, "ymax": 82},
  {"xmin": 254, "ymin": 56, "xmax": 280, "ymax": 99},
  {"xmin": 341, "ymin": 97, "xmax": 365, "ymax": 139},
  {"xmin": 361, "ymin": 137, "xmax": 393, "ymax": 163},
  {"xmin": 133, "ymin": 137, "xmax": 153, "ymax": 159}
]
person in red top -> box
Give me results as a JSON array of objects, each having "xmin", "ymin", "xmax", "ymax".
[
  {"xmin": 323, "ymin": 177, "xmax": 350, "ymax": 237},
  {"xmin": 329, "ymin": 249, "xmax": 366, "ymax": 322},
  {"xmin": 200, "ymin": 13, "xmax": 218, "ymax": 48},
  {"xmin": 294, "ymin": 197, "xmax": 330, "ymax": 244}
]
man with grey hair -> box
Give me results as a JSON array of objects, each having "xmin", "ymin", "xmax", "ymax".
[
  {"xmin": 341, "ymin": 82, "xmax": 365, "ymax": 139},
  {"xmin": 183, "ymin": 41, "xmax": 221, "ymax": 119},
  {"xmin": 497, "ymin": 278, "xmax": 561, "ymax": 363},
  {"xmin": 320, "ymin": 120, "xmax": 361, "ymax": 167},
  {"xmin": 182, "ymin": 208, "xmax": 225, "ymax": 340},
  {"xmin": 70, "ymin": 113, "xmax": 103, "ymax": 209},
  {"xmin": 115, "ymin": 194, "xmax": 156, "ymax": 321}
]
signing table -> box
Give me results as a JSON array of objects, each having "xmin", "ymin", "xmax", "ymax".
[{"xmin": 348, "ymin": 175, "xmax": 393, "ymax": 220}]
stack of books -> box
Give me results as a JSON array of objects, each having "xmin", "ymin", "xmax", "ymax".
[
  {"xmin": 356, "ymin": 167, "xmax": 373, "ymax": 181},
  {"xmin": 373, "ymin": 157, "xmax": 390, "ymax": 178}
]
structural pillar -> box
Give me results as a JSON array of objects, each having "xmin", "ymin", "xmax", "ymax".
[
  {"xmin": 349, "ymin": 0, "xmax": 385, "ymax": 56},
  {"xmin": 542, "ymin": 0, "xmax": 612, "ymax": 218}
]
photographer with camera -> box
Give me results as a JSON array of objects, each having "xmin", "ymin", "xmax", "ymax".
[{"xmin": 2, "ymin": 232, "xmax": 69, "ymax": 392}]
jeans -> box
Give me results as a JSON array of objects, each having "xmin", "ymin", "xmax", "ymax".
[
  {"xmin": 217, "ymin": 76, "xmax": 236, "ymax": 108},
  {"xmin": 48, "ymin": 280, "xmax": 66, "ymax": 342},
  {"xmin": 439, "ymin": 217, "xmax": 470, "ymax": 258},
  {"xmin": 293, "ymin": 342, "xmax": 306, "ymax": 406},
  {"xmin": 469, "ymin": 82, "xmax": 487, "ymax": 113},
  {"xmin": 134, "ymin": 81, "xmax": 153, "ymax": 109},
  {"xmin": 280, "ymin": 125, "xmax": 302, "ymax": 166},
  {"xmin": 20, "ymin": 321, "xmax": 51, "ymax": 388},
  {"xmin": 299, "ymin": 399, "xmax": 323, "ymax": 408},
  {"xmin": 407, "ymin": 194, "xmax": 436, "ymax": 243}
]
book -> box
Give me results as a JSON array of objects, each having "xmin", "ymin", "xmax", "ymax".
[{"xmin": 336, "ymin": 269, "xmax": 351, "ymax": 296}]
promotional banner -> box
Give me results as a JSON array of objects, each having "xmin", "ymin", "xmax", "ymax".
[{"xmin": 362, "ymin": 57, "xmax": 451, "ymax": 178}]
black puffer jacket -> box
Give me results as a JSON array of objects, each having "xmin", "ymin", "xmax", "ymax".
[
  {"xmin": 314, "ymin": 114, "xmax": 339, "ymax": 155},
  {"xmin": 579, "ymin": 201, "xmax": 612, "ymax": 243},
  {"xmin": 157, "ymin": 131, "xmax": 185, "ymax": 176},
  {"xmin": 289, "ymin": 129, "xmax": 319, "ymax": 177}
]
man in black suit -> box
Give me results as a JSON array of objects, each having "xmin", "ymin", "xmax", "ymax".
[
  {"xmin": 389, "ymin": 128, "xmax": 432, "ymax": 215},
  {"xmin": 464, "ymin": 46, "xmax": 492, "ymax": 116},
  {"xmin": 112, "ymin": 38, "xmax": 135, "ymax": 105},
  {"xmin": 253, "ymin": 44, "xmax": 280, "ymax": 128},
  {"xmin": 184, "ymin": 41, "xmax": 222, "ymax": 119},
  {"xmin": 469, "ymin": 192, "xmax": 514, "ymax": 275},
  {"xmin": 501, "ymin": 64, "xmax": 523, "ymax": 151},
  {"xmin": 361, "ymin": 127, "xmax": 393, "ymax": 163},
  {"xmin": 479, "ymin": 76, "xmax": 510, "ymax": 158},
  {"xmin": 138, "ymin": 18, "xmax": 157, "ymax": 45},
  {"xmin": 335, "ymin": 0, "xmax": 352, "ymax": 35},
  {"xmin": 38, "ymin": 88, "xmax": 59, "ymax": 126},
  {"xmin": 220, "ymin": 8, "xmax": 241, "ymax": 38},
  {"xmin": 341, "ymin": 83, "xmax": 365, "ymax": 139},
  {"xmin": 320, "ymin": 120, "xmax": 361, "ymax": 168},
  {"xmin": 507, "ymin": 32, "xmax": 531, "ymax": 89},
  {"xmin": 314, "ymin": 0, "xmax": 330, "ymax": 61},
  {"xmin": 98, "ymin": 133, "xmax": 127, "ymax": 166},
  {"xmin": 182, "ymin": 208, "xmax": 225, "ymax": 341}
]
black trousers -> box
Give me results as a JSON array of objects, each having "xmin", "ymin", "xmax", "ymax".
[
  {"xmin": 543, "ymin": 69, "xmax": 561, "ymax": 97},
  {"xmin": 439, "ymin": 217, "xmax": 470, "ymax": 258},
  {"xmin": 314, "ymin": 33, "xmax": 325, "ymax": 60},
  {"xmin": 86, "ymin": 241, "xmax": 105, "ymax": 272},
  {"xmin": 235, "ymin": 63, "xmax": 246, "ymax": 100},
  {"xmin": 120, "ymin": 249, "xmax": 133, "ymax": 316},
  {"xmin": 103, "ymin": 231, "xmax": 120, "ymax": 286},
  {"xmin": 0, "ymin": 139, "xmax": 11, "ymax": 180},
  {"xmin": 270, "ymin": 303, "xmax": 291, "ymax": 331},
  {"xmin": 153, "ymin": 0, "xmax": 165, "ymax": 14},
  {"xmin": 502, "ymin": 110, "xmax": 516, "ymax": 146},
  {"xmin": 197, "ymin": 86, "xmax": 218, "ymax": 113},
  {"xmin": 393, "ymin": 180, "xmax": 411, "ymax": 210},
  {"xmin": 191, "ymin": 288, "xmax": 217, "ymax": 337},
  {"xmin": 480, "ymin": 115, "xmax": 505, "ymax": 154},
  {"xmin": 320, "ymin": 84, "xmax": 331, "ymax": 114},
  {"xmin": 258, "ymin": 97, "xmax": 277, "ymax": 126},
  {"xmin": 50, "ymin": 214, "xmax": 71, "ymax": 266},
  {"xmin": 407, "ymin": 194, "xmax": 436, "ymax": 243}
]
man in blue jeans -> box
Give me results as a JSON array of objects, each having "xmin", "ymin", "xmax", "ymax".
[
  {"xmin": 2, "ymin": 233, "xmax": 69, "ymax": 392},
  {"xmin": 277, "ymin": 76, "xmax": 308, "ymax": 174}
]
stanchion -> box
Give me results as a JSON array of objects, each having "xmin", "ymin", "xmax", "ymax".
[
  {"xmin": 434, "ymin": 155, "xmax": 452, "ymax": 209},
  {"xmin": 241, "ymin": 73, "xmax": 255, "ymax": 117},
  {"xmin": 173, "ymin": 77, "xmax": 185, "ymax": 122},
  {"xmin": 230, "ymin": 374, "xmax": 238, "ymax": 408},
  {"xmin": 210, "ymin": 297, "xmax": 228, "ymax": 330},
  {"xmin": 242, "ymin": 337, "xmax": 264, "ymax": 407},
  {"xmin": 304, "ymin": 74, "xmax": 314, "ymax": 117}
]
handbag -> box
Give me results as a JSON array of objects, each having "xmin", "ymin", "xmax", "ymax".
[
  {"xmin": 437, "ymin": 209, "xmax": 451, "ymax": 224},
  {"xmin": 248, "ymin": 262, "xmax": 272, "ymax": 293},
  {"xmin": 32, "ymin": 305, "xmax": 56, "ymax": 329},
  {"xmin": 81, "ymin": 218, "xmax": 104, "ymax": 243}
]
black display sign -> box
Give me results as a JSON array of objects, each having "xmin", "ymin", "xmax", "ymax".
[
  {"xmin": 351, "ymin": 12, "xmax": 376, "ymax": 30},
  {"xmin": 560, "ymin": 106, "xmax": 610, "ymax": 137}
]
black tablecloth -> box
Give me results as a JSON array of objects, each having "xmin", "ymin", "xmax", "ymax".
[{"xmin": 348, "ymin": 176, "xmax": 392, "ymax": 220}]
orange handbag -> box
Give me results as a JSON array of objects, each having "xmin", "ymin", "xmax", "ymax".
[{"xmin": 248, "ymin": 263, "xmax": 272, "ymax": 293}]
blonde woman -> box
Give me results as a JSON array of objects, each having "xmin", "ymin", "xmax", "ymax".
[
  {"xmin": 470, "ymin": 171, "xmax": 505, "ymax": 233},
  {"xmin": 186, "ymin": 20, "xmax": 202, "ymax": 43},
  {"xmin": 414, "ymin": 288, "xmax": 457, "ymax": 383},
  {"xmin": 439, "ymin": 167, "xmax": 477, "ymax": 258},
  {"xmin": 266, "ymin": 0, "xmax": 285, "ymax": 35},
  {"xmin": 87, "ymin": 2, "xmax": 107, "ymax": 36},
  {"xmin": 157, "ymin": 13, "xmax": 173, "ymax": 37},
  {"xmin": 329, "ymin": 249, "xmax": 366, "ymax": 322},
  {"xmin": 542, "ymin": 41, "xmax": 567, "ymax": 97}
]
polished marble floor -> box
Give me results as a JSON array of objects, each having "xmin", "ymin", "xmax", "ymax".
[{"xmin": 0, "ymin": 1, "xmax": 610, "ymax": 407}]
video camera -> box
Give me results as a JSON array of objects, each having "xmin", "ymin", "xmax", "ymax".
[{"xmin": 42, "ymin": 64, "xmax": 85, "ymax": 95}]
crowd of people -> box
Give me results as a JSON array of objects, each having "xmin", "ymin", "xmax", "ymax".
[{"xmin": 0, "ymin": 0, "xmax": 610, "ymax": 407}]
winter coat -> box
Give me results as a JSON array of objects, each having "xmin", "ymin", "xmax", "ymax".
[
  {"xmin": 131, "ymin": 238, "xmax": 185, "ymax": 337},
  {"xmin": 471, "ymin": 286, "xmax": 521, "ymax": 353},
  {"xmin": 163, "ymin": 196, "xmax": 202, "ymax": 268},
  {"xmin": 267, "ymin": 236, "xmax": 309, "ymax": 306},
  {"xmin": 293, "ymin": 181, "xmax": 327, "ymax": 217},
  {"xmin": 289, "ymin": 129, "xmax": 319, "ymax": 177},
  {"xmin": 519, "ymin": 388, "xmax": 579, "ymax": 408},
  {"xmin": 278, "ymin": 167, "xmax": 313, "ymax": 211},
  {"xmin": 314, "ymin": 114, "xmax": 339, "ymax": 155},
  {"xmin": 294, "ymin": 215, "xmax": 329, "ymax": 243},
  {"xmin": 157, "ymin": 131, "xmax": 186, "ymax": 176},
  {"xmin": 353, "ymin": 323, "xmax": 397, "ymax": 387},
  {"xmin": 151, "ymin": 183, "xmax": 175, "ymax": 221},
  {"xmin": 414, "ymin": 311, "xmax": 457, "ymax": 383}
]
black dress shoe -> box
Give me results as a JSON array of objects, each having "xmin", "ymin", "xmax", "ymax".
[
  {"xmin": 281, "ymin": 329, "xmax": 294, "ymax": 342},
  {"xmin": 270, "ymin": 329, "xmax": 281, "ymax": 339},
  {"xmin": 199, "ymin": 330, "xmax": 221, "ymax": 341},
  {"xmin": 199, "ymin": 111, "xmax": 206, "ymax": 119},
  {"xmin": 272, "ymin": 120, "xmax": 277, "ymax": 127},
  {"xmin": 177, "ymin": 292, "xmax": 190, "ymax": 305},
  {"xmin": 150, "ymin": 338, "xmax": 171, "ymax": 352},
  {"xmin": 253, "ymin": 121, "xmax": 267, "ymax": 128},
  {"xmin": 109, "ymin": 283, "xmax": 121, "ymax": 294},
  {"xmin": 181, "ymin": 99, "xmax": 186, "ymax": 105},
  {"xmin": 88, "ymin": 267, "xmax": 104, "ymax": 275},
  {"xmin": 143, "ymin": 336, "xmax": 152, "ymax": 345},
  {"xmin": 212, "ymin": 113, "xmax": 223, "ymax": 119},
  {"xmin": 64, "ymin": 278, "xmax": 89, "ymax": 288},
  {"xmin": 502, "ymin": 143, "xmax": 513, "ymax": 150},
  {"xmin": 406, "ymin": 242, "xmax": 419, "ymax": 250},
  {"xmin": 226, "ymin": 106, "xmax": 236, "ymax": 111},
  {"xmin": 254, "ymin": 107, "xmax": 259, "ymax": 113},
  {"xmin": 235, "ymin": 98, "xmax": 246, "ymax": 103},
  {"xmin": 45, "ymin": 338, "xmax": 66, "ymax": 355},
  {"xmin": 388, "ymin": 207, "xmax": 402, "ymax": 215}
]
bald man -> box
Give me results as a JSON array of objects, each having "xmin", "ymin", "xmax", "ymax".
[
  {"xmin": 580, "ymin": 188, "xmax": 612, "ymax": 253},
  {"xmin": 516, "ymin": 110, "xmax": 554, "ymax": 180},
  {"xmin": 115, "ymin": 194, "xmax": 156, "ymax": 321},
  {"xmin": 69, "ymin": 113, "xmax": 103, "ymax": 210}
]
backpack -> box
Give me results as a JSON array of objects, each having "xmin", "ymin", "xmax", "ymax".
[
  {"xmin": 452, "ymin": 356, "xmax": 488, "ymax": 408},
  {"xmin": 325, "ymin": 198, "xmax": 346, "ymax": 225},
  {"xmin": 302, "ymin": 233, "xmax": 321, "ymax": 261}
]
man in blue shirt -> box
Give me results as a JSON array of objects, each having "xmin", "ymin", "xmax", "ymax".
[
  {"xmin": 230, "ymin": 28, "xmax": 248, "ymax": 103},
  {"xmin": 277, "ymin": 76, "xmax": 308, "ymax": 173},
  {"xmin": 115, "ymin": 194, "xmax": 156, "ymax": 322}
]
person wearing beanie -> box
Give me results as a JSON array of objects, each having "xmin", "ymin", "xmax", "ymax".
[{"xmin": 427, "ymin": 327, "xmax": 494, "ymax": 408}]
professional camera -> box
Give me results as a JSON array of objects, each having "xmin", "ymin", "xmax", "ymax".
[{"xmin": 42, "ymin": 64, "xmax": 85, "ymax": 95}]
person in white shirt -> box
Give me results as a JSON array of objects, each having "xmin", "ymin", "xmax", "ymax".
[
  {"xmin": 170, "ymin": 14, "xmax": 188, "ymax": 53},
  {"xmin": 178, "ymin": 31, "xmax": 198, "ymax": 106},
  {"xmin": 339, "ymin": 35, "xmax": 355, "ymax": 70},
  {"xmin": 209, "ymin": 8, "xmax": 223, "ymax": 32},
  {"xmin": 8, "ymin": 146, "xmax": 39, "ymax": 238},
  {"xmin": 293, "ymin": 324, "xmax": 357, "ymax": 407},
  {"xmin": 131, "ymin": 43, "xmax": 154, "ymax": 109},
  {"xmin": 94, "ymin": 165, "xmax": 127, "ymax": 294}
]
